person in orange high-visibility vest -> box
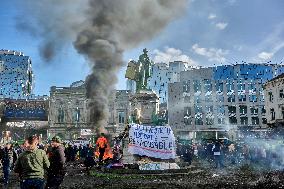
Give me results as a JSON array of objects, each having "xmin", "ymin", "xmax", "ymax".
[{"xmin": 96, "ymin": 133, "xmax": 108, "ymax": 162}]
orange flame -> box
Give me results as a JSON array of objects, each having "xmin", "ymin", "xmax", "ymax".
[{"xmin": 94, "ymin": 143, "xmax": 113, "ymax": 160}]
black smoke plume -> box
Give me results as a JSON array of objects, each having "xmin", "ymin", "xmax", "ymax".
[{"xmin": 17, "ymin": 0, "xmax": 187, "ymax": 134}]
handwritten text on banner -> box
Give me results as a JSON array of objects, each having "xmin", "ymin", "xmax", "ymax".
[{"xmin": 128, "ymin": 124, "xmax": 176, "ymax": 159}]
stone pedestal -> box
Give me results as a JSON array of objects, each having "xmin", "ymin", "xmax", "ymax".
[{"xmin": 129, "ymin": 90, "xmax": 159, "ymax": 124}]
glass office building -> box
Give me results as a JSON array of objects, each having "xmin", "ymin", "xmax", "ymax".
[
  {"xmin": 168, "ymin": 63, "xmax": 284, "ymax": 139},
  {"xmin": 0, "ymin": 50, "xmax": 33, "ymax": 99}
]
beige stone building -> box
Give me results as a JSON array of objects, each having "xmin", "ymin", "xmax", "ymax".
[
  {"xmin": 263, "ymin": 73, "xmax": 284, "ymax": 127},
  {"xmin": 48, "ymin": 81, "xmax": 89, "ymax": 140},
  {"xmin": 48, "ymin": 80, "xmax": 131, "ymax": 140},
  {"xmin": 111, "ymin": 90, "xmax": 131, "ymax": 134}
]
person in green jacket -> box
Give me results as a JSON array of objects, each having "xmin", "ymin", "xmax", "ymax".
[{"xmin": 14, "ymin": 135, "xmax": 50, "ymax": 189}]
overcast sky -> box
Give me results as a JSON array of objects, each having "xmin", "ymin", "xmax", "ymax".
[{"xmin": 1, "ymin": 0, "xmax": 284, "ymax": 95}]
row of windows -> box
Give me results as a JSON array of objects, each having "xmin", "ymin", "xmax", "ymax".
[
  {"xmin": 57, "ymin": 107, "xmax": 80, "ymax": 123},
  {"xmin": 184, "ymin": 116, "xmax": 264, "ymax": 126},
  {"xmin": 268, "ymin": 89, "xmax": 284, "ymax": 102},
  {"xmin": 269, "ymin": 107, "xmax": 284, "ymax": 121},
  {"xmin": 184, "ymin": 94, "xmax": 264, "ymax": 103},
  {"xmin": 56, "ymin": 109, "xmax": 127, "ymax": 124},
  {"xmin": 183, "ymin": 106, "xmax": 265, "ymax": 117},
  {"xmin": 183, "ymin": 80, "xmax": 262, "ymax": 93}
]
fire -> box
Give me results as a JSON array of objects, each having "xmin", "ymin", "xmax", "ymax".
[{"xmin": 94, "ymin": 143, "xmax": 113, "ymax": 160}]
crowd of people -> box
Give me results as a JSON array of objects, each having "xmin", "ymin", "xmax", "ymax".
[
  {"xmin": 0, "ymin": 133, "xmax": 110, "ymax": 189},
  {"xmin": 178, "ymin": 138, "xmax": 284, "ymax": 170},
  {"xmin": 64, "ymin": 133, "xmax": 114, "ymax": 170},
  {"xmin": 5, "ymin": 133, "xmax": 284, "ymax": 188}
]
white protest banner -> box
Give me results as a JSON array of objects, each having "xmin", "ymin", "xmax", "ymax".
[
  {"xmin": 139, "ymin": 162, "xmax": 180, "ymax": 170},
  {"xmin": 128, "ymin": 124, "xmax": 176, "ymax": 159}
]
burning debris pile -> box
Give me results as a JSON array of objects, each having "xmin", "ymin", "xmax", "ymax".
[{"xmin": 17, "ymin": 0, "xmax": 187, "ymax": 134}]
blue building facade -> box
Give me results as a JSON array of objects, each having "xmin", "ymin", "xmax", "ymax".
[
  {"xmin": 3, "ymin": 99, "xmax": 48, "ymax": 121},
  {"xmin": 147, "ymin": 61, "xmax": 188, "ymax": 104},
  {"xmin": 168, "ymin": 63, "xmax": 284, "ymax": 140},
  {"xmin": 0, "ymin": 50, "xmax": 33, "ymax": 99}
]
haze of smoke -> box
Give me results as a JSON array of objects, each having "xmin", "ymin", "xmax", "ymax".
[
  {"xmin": 16, "ymin": 0, "xmax": 88, "ymax": 62},
  {"xmin": 17, "ymin": 0, "xmax": 187, "ymax": 134},
  {"xmin": 242, "ymin": 135, "xmax": 284, "ymax": 170}
]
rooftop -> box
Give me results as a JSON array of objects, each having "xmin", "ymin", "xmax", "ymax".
[
  {"xmin": 266, "ymin": 72, "xmax": 284, "ymax": 83},
  {"xmin": 0, "ymin": 49, "xmax": 24, "ymax": 56}
]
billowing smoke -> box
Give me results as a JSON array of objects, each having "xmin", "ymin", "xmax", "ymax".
[{"xmin": 17, "ymin": 0, "xmax": 188, "ymax": 134}]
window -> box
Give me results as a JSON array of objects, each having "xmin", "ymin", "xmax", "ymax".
[
  {"xmin": 184, "ymin": 107, "xmax": 191, "ymax": 116},
  {"xmin": 194, "ymin": 80, "xmax": 201, "ymax": 92},
  {"xmin": 270, "ymin": 108, "xmax": 275, "ymax": 120},
  {"xmin": 261, "ymin": 106, "xmax": 266, "ymax": 114},
  {"xmin": 216, "ymin": 81, "xmax": 224, "ymax": 102},
  {"xmin": 205, "ymin": 105, "xmax": 214, "ymax": 125},
  {"xmin": 73, "ymin": 107, "xmax": 80, "ymax": 122},
  {"xmin": 239, "ymin": 94, "xmax": 246, "ymax": 102},
  {"xmin": 206, "ymin": 117, "xmax": 214, "ymax": 125},
  {"xmin": 228, "ymin": 106, "xmax": 236, "ymax": 114},
  {"xmin": 206, "ymin": 105, "xmax": 213, "ymax": 112},
  {"xmin": 259, "ymin": 87, "xmax": 265, "ymax": 102},
  {"xmin": 184, "ymin": 95, "xmax": 190, "ymax": 103},
  {"xmin": 218, "ymin": 106, "xmax": 225, "ymax": 114},
  {"xmin": 217, "ymin": 95, "xmax": 224, "ymax": 102},
  {"xmin": 240, "ymin": 117, "xmax": 248, "ymax": 125},
  {"xmin": 226, "ymin": 80, "xmax": 234, "ymax": 91},
  {"xmin": 194, "ymin": 95, "xmax": 201, "ymax": 103},
  {"xmin": 184, "ymin": 107, "xmax": 192, "ymax": 125},
  {"xmin": 204, "ymin": 79, "xmax": 212, "ymax": 92},
  {"xmin": 280, "ymin": 89, "xmax": 284, "ymax": 98},
  {"xmin": 205, "ymin": 95, "xmax": 213, "ymax": 102},
  {"xmin": 262, "ymin": 118, "xmax": 267, "ymax": 124},
  {"xmin": 228, "ymin": 106, "xmax": 237, "ymax": 125},
  {"xmin": 259, "ymin": 95, "xmax": 265, "ymax": 102},
  {"xmin": 269, "ymin": 92, "xmax": 273, "ymax": 102},
  {"xmin": 194, "ymin": 105, "xmax": 203, "ymax": 125},
  {"xmin": 118, "ymin": 112, "xmax": 125, "ymax": 124},
  {"xmin": 228, "ymin": 94, "xmax": 235, "ymax": 102},
  {"xmin": 282, "ymin": 107, "xmax": 284, "ymax": 119},
  {"xmin": 259, "ymin": 86, "xmax": 264, "ymax": 93},
  {"xmin": 240, "ymin": 106, "xmax": 247, "ymax": 114},
  {"xmin": 215, "ymin": 81, "xmax": 223, "ymax": 92},
  {"xmin": 229, "ymin": 117, "xmax": 237, "ymax": 124},
  {"xmin": 248, "ymin": 82, "xmax": 256, "ymax": 92},
  {"xmin": 57, "ymin": 107, "xmax": 64, "ymax": 123},
  {"xmin": 249, "ymin": 95, "xmax": 257, "ymax": 102},
  {"xmin": 251, "ymin": 117, "xmax": 259, "ymax": 125},
  {"xmin": 218, "ymin": 117, "xmax": 225, "ymax": 124},
  {"xmin": 195, "ymin": 118, "xmax": 203, "ymax": 125},
  {"xmin": 238, "ymin": 80, "xmax": 245, "ymax": 91},
  {"xmin": 205, "ymin": 106, "xmax": 214, "ymax": 126},
  {"xmin": 183, "ymin": 80, "xmax": 190, "ymax": 92},
  {"xmin": 184, "ymin": 117, "xmax": 192, "ymax": 125},
  {"xmin": 250, "ymin": 107, "xmax": 258, "ymax": 115}
]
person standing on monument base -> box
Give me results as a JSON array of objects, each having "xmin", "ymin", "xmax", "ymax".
[
  {"xmin": 45, "ymin": 136, "xmax": 66, "ymax": 189},
  {"xmin": 14, "ymin": 135, "xmax": 50, "ymax": 189}
]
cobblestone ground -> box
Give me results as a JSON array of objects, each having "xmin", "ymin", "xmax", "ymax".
[{"xmin": 1, "ymin": 161, "xmax": 284, "ymax": 189}]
